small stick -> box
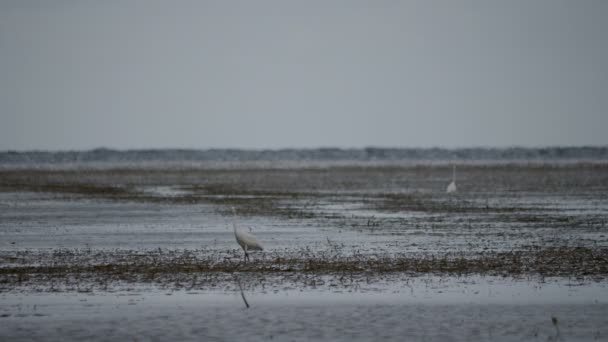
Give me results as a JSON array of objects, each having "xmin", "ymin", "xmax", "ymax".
[{"xmin": 237, "ymin": 278, "xmax": 250, "ymax": 309}]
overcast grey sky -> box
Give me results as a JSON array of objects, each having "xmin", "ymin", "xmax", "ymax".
[{"xmin": 1, "ymin": 0, "xmax": 607, "ymax": 150}]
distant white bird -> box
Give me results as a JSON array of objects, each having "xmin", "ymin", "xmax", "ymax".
[
  {"xmin": 231, "ymin": 207, "xmax": 263, "ymax": 261},
  {"xmin": 446, "ymin": 165, "xmax": 457, "ymax": 194}
]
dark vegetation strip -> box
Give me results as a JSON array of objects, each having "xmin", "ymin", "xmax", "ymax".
[{"xmin": 1, "ymin": 247, "xmax": 607, "ymax": 290}]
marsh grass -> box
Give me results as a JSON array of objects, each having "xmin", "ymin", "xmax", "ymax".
[{"xmin": 1, "ymin": 247, "xmax": 606, "ymax": 292}]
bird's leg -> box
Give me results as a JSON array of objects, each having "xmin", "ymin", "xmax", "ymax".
[{"xmin": 245, "ymin": 251, "xmax": 250, "ymax": 262}]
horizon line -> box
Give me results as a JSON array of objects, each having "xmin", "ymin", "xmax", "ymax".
[{"xmin": 2, "ymin": 145, "xmax": 608, "ymax": 154}]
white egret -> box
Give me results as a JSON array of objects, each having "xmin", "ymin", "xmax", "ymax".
[
  {"xmin": 446, "ymin": 165, "xmax": 457, "ymax": 193},
  {"xmin": 230, "ymin": 207, "xmax": 263, "ymax": 261}
]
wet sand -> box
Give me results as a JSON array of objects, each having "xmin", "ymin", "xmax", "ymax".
[{"xmin": 1, "ymin": 163, "xmax": 607, "ymax": 340}]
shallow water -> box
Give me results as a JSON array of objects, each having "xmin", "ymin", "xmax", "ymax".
[
  {"xmin": 1, "ymin": 163, "xmax": 607, "ymax": 340},
  {"xmin": 2, "ymin": 277, "xmax": 607, "ymax": 341},
  {"xmin": 6, "ymin": 303, "xmax": 606, "ymax": 341}
]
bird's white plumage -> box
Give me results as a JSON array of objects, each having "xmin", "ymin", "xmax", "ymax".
[
  {"xmin": 446, "ymin": 181, "xmax": 457, "ymax": 193},
  {"xmin": 234, "ymin": 223, "xmax": 263, "ymax": 251},
  {"xmin": 446, "ymin": 165, "xmax": 457, "ymax": 193},
  {"xmin": 231, "ymin": 207, "xmax": 263, "ymax": 261}
]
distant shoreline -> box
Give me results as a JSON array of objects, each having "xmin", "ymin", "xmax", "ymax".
[{"xmin": 2, "ymin": 146, "xmax": 608, "ymax": 168}]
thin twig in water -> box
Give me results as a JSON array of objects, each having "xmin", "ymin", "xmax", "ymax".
[{"xmin": 237, "ymin": 277, "xmax": 250, "ymax": 309}]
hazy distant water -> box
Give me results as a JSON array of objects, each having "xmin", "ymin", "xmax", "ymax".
[{"xmin": 1, "ymin": 147, "xmax": 607, "ymax": 169}]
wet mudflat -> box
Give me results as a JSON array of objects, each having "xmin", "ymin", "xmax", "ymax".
[{"xmin": 1, "ymin": 163, "xmax": 607, "ymax": 340}]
